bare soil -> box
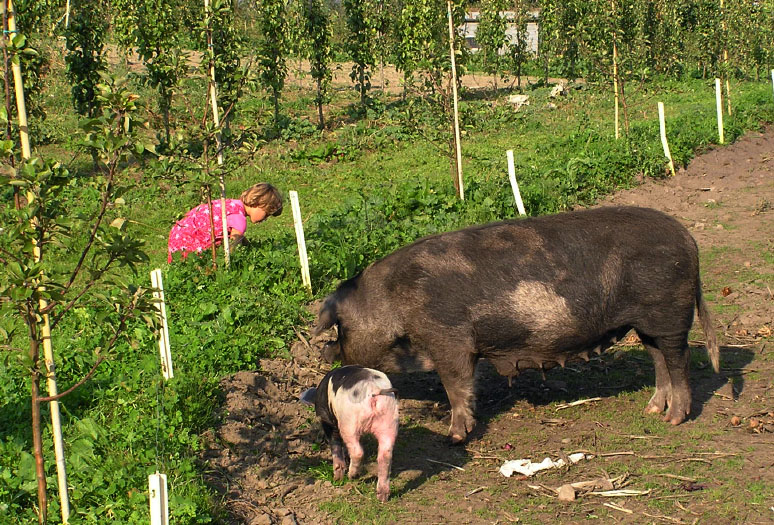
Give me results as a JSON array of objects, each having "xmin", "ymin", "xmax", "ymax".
[{"xmin": 202, "ymin": 130, "xmax": 774, "ymax": 524}]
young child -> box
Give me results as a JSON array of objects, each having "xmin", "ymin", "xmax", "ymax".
[{"xmin": 167, "ymin": 182, "xmax": 283, "ymax": 262}]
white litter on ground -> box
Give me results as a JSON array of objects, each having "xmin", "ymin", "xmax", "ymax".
[{"xmin": 499, "ymin": 453, "xmax": 587, "ymax": 477}]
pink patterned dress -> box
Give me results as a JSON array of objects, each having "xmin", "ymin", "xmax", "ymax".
[{"xmin": 167, "ymin": 199, "xmax": 247, "ymax": 262}]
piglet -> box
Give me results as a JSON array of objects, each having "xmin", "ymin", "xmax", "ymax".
[{"xmin": 300, "ymin": 365, "xmax": 399, "ymax": 502}]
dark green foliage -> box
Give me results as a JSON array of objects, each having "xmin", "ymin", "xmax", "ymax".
[
  {"xmin": 65, "ymin": 0, "xmax": 108, "ymax": 117},
  {"xmin": 302, "ymin": 0, "xmax": 334, "ymax": 129},
  {"xmin": 199, "ymin": 0, "xmax": 249, "ymax": 137},
  {"xmin": 476, "ymin": 0, "xmax": 509, "ymax": 86},
  {"xmin": 539, "ymin": 0, "xmax": 774, "ymax": 82},
  {"xmin": 111, "ymin": 0, "xmax": 191, "ymax": 143},
  {"xmin": 342, "ymin": 0, "xmax": 377, "ymax": 105},
  {"xmin": 257, "ymin": 0, "xmax": 289, "ymax": 127}
]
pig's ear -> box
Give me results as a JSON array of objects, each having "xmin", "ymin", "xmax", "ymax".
[
  {"xmin": 322, "ymin": 340, "xmax": 342, "ymax": 364},
  {"xmin": 313, "ymin": 298, "xmax": 338, "ymax": 337},
  {"xmin": 299, "ymin": 387, "xmax": 317, "ymax": 405}
]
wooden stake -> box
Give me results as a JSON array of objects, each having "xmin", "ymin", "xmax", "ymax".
[
  {"xmin": 4, "ymin": 1, "xmax": 69, "ymax": 521},
  {"xmin": 715, "ymin": 78, "xmax": 724, "ymax": 144},
  {"xmin": 506, "ymin": 150, "xmax": 526, "ymax": 216},
  {"xmin": 657, "ymin": 102, "xmax": 675, "ymax": 176},
  {"xmin": 447, "ymin": 1, "xmax": 464, "ymax": 200},
  {"xmin": 613, "ymin": 41, "xmax": 619, "ymax": 139},
  {"xmin": 150, "ymin": 269, "xmax": 174, "ymax": 380},
  {"xmin": 720, "ymin": 0, "xmax": 731, "ymax": 115},
  {"xmin": 148, "ymin": 472, "xmax": 170, "ymax": 525},
  {"xmin": 611, "ymin": 0, "xmax": 619, "ymax": 139},
  {"xmin": 204, "ymin": 0, "xmax": 230, "ymax": 267},
  {"xmin": 289, "ymin": 191, "xmax": 312, "ymax": 293}
]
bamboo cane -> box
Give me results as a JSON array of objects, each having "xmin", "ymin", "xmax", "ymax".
[
  {"xmin": 204, "ymin": 0, "xmax": 230, "ymax": 267},
  {"xmin": 447, "ymin": 1, "xmax": 464, "ymax": 200},
  {"xmin": 4, "ymin": 1, "xmax": 70, "ymax": 521},
  {"xmin": 720, "ymin": 0, "xmax": 731, "ymax": 115}
]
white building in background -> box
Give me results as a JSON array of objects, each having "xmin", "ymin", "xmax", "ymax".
[{"xmin": 461, "ymin": 9, "xmax": 540, "ymax": 55}]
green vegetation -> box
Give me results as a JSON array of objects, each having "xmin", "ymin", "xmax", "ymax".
[{"xmin": 1, "ymin": 1, "xmax": 773, "ymax": 523}]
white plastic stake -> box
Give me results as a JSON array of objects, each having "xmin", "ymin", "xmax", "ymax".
[
  {"xmin": 289, "ymin": 191, "xmax": 312, "ymax": 293},
  {"xmin": 657, "ymin": 102, "xmax": 675, "ymax": 176},
  {"xmin": 506, "ymin": 150, "xmax": 526, "ymax": 216},
  {"xmin": 150, "ymin": 269, "xmax": 173, "ymax": 380},
  {"xmin": 148, "ymin": 472, "xmax": 169, "ymax": 525},
  {"xmin": 771, "ymin": 70, "xmax": 774, "ymax": 100},
  {"xmin": 715, "ymin": 78, "xmax": 725, "ymax": 144}
]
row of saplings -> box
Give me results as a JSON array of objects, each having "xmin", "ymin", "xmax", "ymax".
[{"xmin": 300, "ymin": 206, "xmax": 720, "ymax": 501}]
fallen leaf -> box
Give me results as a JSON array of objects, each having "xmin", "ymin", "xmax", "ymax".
[{"xmin": 722, "ymin": 286, "xmax": 732, "ymax": 297}]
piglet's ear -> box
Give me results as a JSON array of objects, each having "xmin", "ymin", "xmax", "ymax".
[{"xmin": 299, "ymin": 388, "xmax": 317, "ymax": 405}]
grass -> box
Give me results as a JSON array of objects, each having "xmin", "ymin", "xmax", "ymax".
[{"xmin": 3, "ymin": 39, "xmax": 774, "ymax": 523}]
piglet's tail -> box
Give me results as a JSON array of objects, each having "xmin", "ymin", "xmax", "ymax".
[{"xmin": 373, "ymin": 388, "xmax": 398, "ymax": 399}]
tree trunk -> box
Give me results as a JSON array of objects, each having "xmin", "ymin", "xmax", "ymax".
[
  {"xmin": 359, "ymin": 66, "xmax": 366, "ymax": 105},
  {"xmin": 316, "ymin": 77, "xmax": 325, "ymax": 129},
  {"xmin": 29, "ymin": 320, "xmax": 47, "ymax": 524},
  {"xmin": 272, "ymin": 87, "xmax": 280, "ymax": 127}
]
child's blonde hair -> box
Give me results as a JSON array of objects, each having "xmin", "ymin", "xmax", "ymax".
[{"xmin": 241, "ymin": 183, "xmax": 283, "ymax": 217}]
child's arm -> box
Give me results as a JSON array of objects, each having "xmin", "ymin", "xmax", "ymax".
[
  {"xmin": 226, "ymin": 211, "xmax": 247, "ymax": 252},
  {"xmin": 229, "ymin": 231, "xmax": 245, "ymax": 251}
]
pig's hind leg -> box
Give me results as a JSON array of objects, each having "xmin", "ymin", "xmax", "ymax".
[
  {"xmin": 658, "ymin": 334, "xmax": 692, "ymax": 425},
  {"xmin": 641, "ymin": 335, "xmax": 672, "ymax": 415},
  {"xmin": 374, "ymin": 421, "xmax": 397, "ymax": 502},
  {"xmin": 338, "ymin": 424, "xmax": 365, "ymax": 480},
  {"xmin": 322, "ymin": 421, "xmax": 348, "ymax": 481},
  {"xmin": 432, "ymin": 342, "xmax": 478, "ymax": 444},
  {"xmin": 640, "ymin": 332, "xmax": 692, "ymax": 425}
]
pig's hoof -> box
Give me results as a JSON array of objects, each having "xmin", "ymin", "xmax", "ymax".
[
  {"xmin": 644, "ymin": 403, "xmax": 664, "ymax": 415},
  {"xmin": 376, "ymin": 488, "xmax": 389, "ymax": 503},
  {"xmin": 333, "ymin": 466, "xmax": 345, "ymax": 482},
  {"xmin": 662, "ymin": 412, "xmax": 687, "ymax": 425},
  {"xmin": 449, "ymin": 432, "xmax": 467, "ymax": 445},
  {"xmin": 662, "ymin": 406, "xmax": 688, "ymax": 425}
]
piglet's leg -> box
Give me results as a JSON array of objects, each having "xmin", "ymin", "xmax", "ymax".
[
  {"xmin": 375, "ymin": 428, "xmax": 396, "ymax": 502},
  {"xmin": 339, "ymin": 425, "xmax": 364, "ymax": 479},
  {"xmin": 323, "ymin": 422, "xmax": 347, "ymax": 481}
]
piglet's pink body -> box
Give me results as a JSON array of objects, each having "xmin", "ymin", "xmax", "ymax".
[{"xmin": 306, "ymin": 366, "xmax": 399, "ymax": 502}]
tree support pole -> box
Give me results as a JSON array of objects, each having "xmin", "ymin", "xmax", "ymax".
[
  {"xmin": 5, "ymin": 1, "xmax": 70, "ymax": 522},
  {"xmin": 205, "ymin": 0, "xmax": 230, "ymax": 267},
  {"xmin": 447, "ymin": 1, "xmax": 464, "ymax": 200}
]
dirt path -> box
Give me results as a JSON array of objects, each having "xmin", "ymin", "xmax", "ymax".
[{"xmin": 202, "ymin": 130, "xmax": 773, "ymax": 525}]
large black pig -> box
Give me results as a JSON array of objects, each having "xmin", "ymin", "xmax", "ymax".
[{"xmin": 313, "ymin": 206, "xmax": 719, "ymax": 443}]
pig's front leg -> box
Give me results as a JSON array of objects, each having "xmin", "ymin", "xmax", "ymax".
[{"xmin": 323, "ymin": 421, "xmax": 347, "ymax": 481}]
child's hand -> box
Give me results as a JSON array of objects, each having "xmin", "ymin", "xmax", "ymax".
[{"xmin": 229, "ymin": 233, "xmax": 245, "ymax": 252}]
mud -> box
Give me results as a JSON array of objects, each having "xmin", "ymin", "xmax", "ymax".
[{"xmin": 203, "ymin": 129, "xmax": 773, "ymax": 524}]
